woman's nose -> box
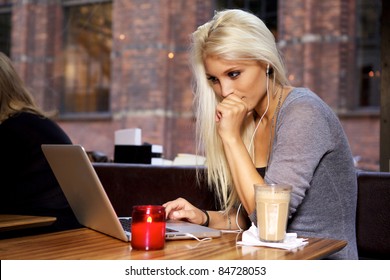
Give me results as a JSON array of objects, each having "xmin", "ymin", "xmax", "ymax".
[{"xmin": 220, "ymin": 81, "xmax": 233, "ymax": 98}]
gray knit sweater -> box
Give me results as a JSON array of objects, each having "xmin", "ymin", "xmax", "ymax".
[{"xmin": 249, "ymin": 87, "xmax": 358, "ymax": 260}]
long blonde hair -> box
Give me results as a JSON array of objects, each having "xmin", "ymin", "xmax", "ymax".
[
  {"xmin": 190, "ymin": 9, "xmax": 290, "ymax": 211},
  {"xmin": 0, "ymin": 52, "xmax": 44, "ymax": 123}
]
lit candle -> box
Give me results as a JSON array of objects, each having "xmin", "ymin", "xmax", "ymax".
[{"xmin": 131, "ymin": 205, "xmax": 166, "ymax": 250}]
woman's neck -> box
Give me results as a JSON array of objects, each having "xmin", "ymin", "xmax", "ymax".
[{"xmin": 256, "ymin": 83, "xmax": 283, "ymax": 122}]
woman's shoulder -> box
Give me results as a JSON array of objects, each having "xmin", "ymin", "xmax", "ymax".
[
  {"xmin": 283, "ymin": 87, "xmax": 332, "ymax": 113},
  {"xmin": 2, "ymin": 111, "xmax": 71, "ymax": 143},
  {"xmin": 2, "ymin": 112, "xmax": 43, "ymax": 128},
  {"xmin": 284, "ymin": 87, "xmax": 321, "ymax": 104},
  {"xmin": 5, "ymin": 110, "xmax": 42, "ymax": 120},
  {"xmin": 280, "ymin": 87, "xmax": 341, "ymax": 130}
]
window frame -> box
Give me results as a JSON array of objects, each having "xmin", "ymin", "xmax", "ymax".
[
  {"xmin": 59, "ymin": 0, "xmax": 113, "ymax": 119},
  {"xmin": 0, "ymin": 2, "xmax": 12, "ymax": 56}
]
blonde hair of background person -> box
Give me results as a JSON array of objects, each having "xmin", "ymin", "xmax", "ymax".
[
  {"xmin": 0, "ymin": 52, "xmax": 45, "ymax": 123},
  {"xmin": 192, "ymin": 9, "xmax": 289, "ymax": 213}
]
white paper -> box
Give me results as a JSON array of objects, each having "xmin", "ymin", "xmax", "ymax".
[
  {"xmin": 236, "ymin": 223, "xmax": 308, "ymax": 250},
  {"xmin": 114, "ymin": 128, "xmax": 142, "ymax": 145},
  {"xmin": 151, "ymin": 144, "xmax": 163, "ymax": 153},
  {"xmin": 172, "ymin": 154, "xmax": 206, "ymax": 166}
]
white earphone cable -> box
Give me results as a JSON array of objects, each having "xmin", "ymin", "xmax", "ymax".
[
  {"xmin": 248, "ymin": 67, "xmax": 270, "ymax": 157},
  {"xmin": 184, "ymin": 233, "xmax": 212, "ymax": 242},
  {"xmin": 235, "ymin": 203, "xmax": 244, "ymax": 232}
]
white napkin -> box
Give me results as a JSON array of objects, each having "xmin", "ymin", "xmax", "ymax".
[{"xmin": 236, "ymin": 223, "xmax": 308, "ymax": 250}]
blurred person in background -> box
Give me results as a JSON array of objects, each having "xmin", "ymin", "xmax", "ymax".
[{"xmin": 0, "ymin": 52, "xmax": 80, "ymax": 233}]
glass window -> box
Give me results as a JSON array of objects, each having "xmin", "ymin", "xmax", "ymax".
[
  {"xmin": 62, "ymin": 1, "xmax": 112, "ymax": 115},
  {"xmin": 213, "ymin": 0, "xmax": 277, "ymax": 36},
  {"xmin": 0, "ymin": 2, "xmax": 12, "ymax": 56},
  {"xmin": 356, "ymin": 0, "xmax": 381, "ymax": 108}
]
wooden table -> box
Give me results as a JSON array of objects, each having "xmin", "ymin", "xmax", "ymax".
[
  {"xmin": 0, "ymin": 228, "xmax": 346, "ymax": 260},
  {"xmin": 0, "ymin": 214, "xmax": 56, "ymax": 232}
]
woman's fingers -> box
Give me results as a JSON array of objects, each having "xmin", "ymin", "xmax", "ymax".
[{"xmin": 163, "ymin": 197, "xmax": 202, "ymax": 224}]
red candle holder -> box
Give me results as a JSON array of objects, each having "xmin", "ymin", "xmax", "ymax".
[{"xmin": 131, "ymin": 205, "xmax": 166, "ymax": 250}]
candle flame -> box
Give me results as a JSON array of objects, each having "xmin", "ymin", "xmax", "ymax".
[{"xmin": 147, "ymin": 216, "xmax": 152, "ymax": 223}]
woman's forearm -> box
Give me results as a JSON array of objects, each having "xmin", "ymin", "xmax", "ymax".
[
  {"xmin": 207, "ymin": 208, "xmax": 248, "ymax": 230},
  {"xmin": 222, "ymin": 139, "xmax": 264, "ymax": 214}
]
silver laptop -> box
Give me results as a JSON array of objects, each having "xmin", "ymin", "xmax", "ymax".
[{"xmin": 41, "ymin": 144, "xmax": 221, "ymax": 242}]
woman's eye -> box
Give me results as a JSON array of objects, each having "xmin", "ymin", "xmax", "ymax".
[
  {"xmin": 207, "ymin": 76, "xmax": 218, "ymax": 84},
  {"xmin": 228, "ymin": 71, "xmax": 240, "ymax": 78}
]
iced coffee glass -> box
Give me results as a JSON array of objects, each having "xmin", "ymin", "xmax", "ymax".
[{"xmin": 254, "ymin": 184, "xmax": 292, "ymax": 242}]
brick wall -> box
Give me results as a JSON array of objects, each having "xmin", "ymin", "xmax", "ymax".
[
  {"xmin": 7, "ymin": 0, "xmax": 380, "ymax": 169},
  {"xmin": 9, "ymin": 0, "xmax": 212, "ymax": 160},
  {"xmin": 341, "ymin": 116, "xmax": 380, "ymax": 170},
  {"xmin": 278, "ymin": 0, "xmax": 355, "ymax": 109},
  {"xmin": 11, "ymin": 0, "xmax": 63, "ymax": 112},
  {"xmin": 278, "ymin": 0, "xmax": 379, "ymax": 170}
]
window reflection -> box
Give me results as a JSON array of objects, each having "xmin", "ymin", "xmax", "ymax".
[
  {"xmin": 62, "ymin": 2, "xmax": 112, "ymax": 114},
  {"xmin": 0, "ymin": 2, "xmax": 12, "ymax": 56},
  {"xmin": 214, "ymin": 0, "xmax": 277, "ymax": 36},
  {"xmin": 356, "ymin": 0, "xmax": 381, "ymax": 108}
]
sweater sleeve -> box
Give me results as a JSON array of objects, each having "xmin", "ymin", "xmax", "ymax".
[{"xmin": 262, "ymin": 89, "xmax": 334, "ymax": 218}]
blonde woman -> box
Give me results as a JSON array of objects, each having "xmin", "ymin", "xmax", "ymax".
[
  {"xmin": 164, "ymin": 10, "xmax": 358, "ymax": 259},
  {"xmin": 0, "ymin": 52, "xmax": 80, "ymax": 232}
]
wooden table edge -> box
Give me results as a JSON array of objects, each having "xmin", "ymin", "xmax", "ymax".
[{"xmin": 0, "ymin": 214, "xmax": 57, "ymax": 232}]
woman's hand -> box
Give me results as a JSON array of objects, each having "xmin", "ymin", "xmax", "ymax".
[
  {"xmin": 216, "ymin": 94, "xmax": 249, "ymax": 141},
  {"xmin": 163, "ymin": 197, "xmax": 207, "ymax": 225}
]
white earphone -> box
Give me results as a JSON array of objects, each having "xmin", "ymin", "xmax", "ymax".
[{"xmin": 249, "ymin": 63, "xmax": 271, "ymax": 155}]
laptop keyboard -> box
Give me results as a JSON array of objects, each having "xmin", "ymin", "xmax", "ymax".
[
  {"xmin": 119, "ymin": 217, "xmax": 178, "ymax": 233},
  {"xmin": 119, "ymin": 217, "xmax": 132, "ymax": 232}
]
